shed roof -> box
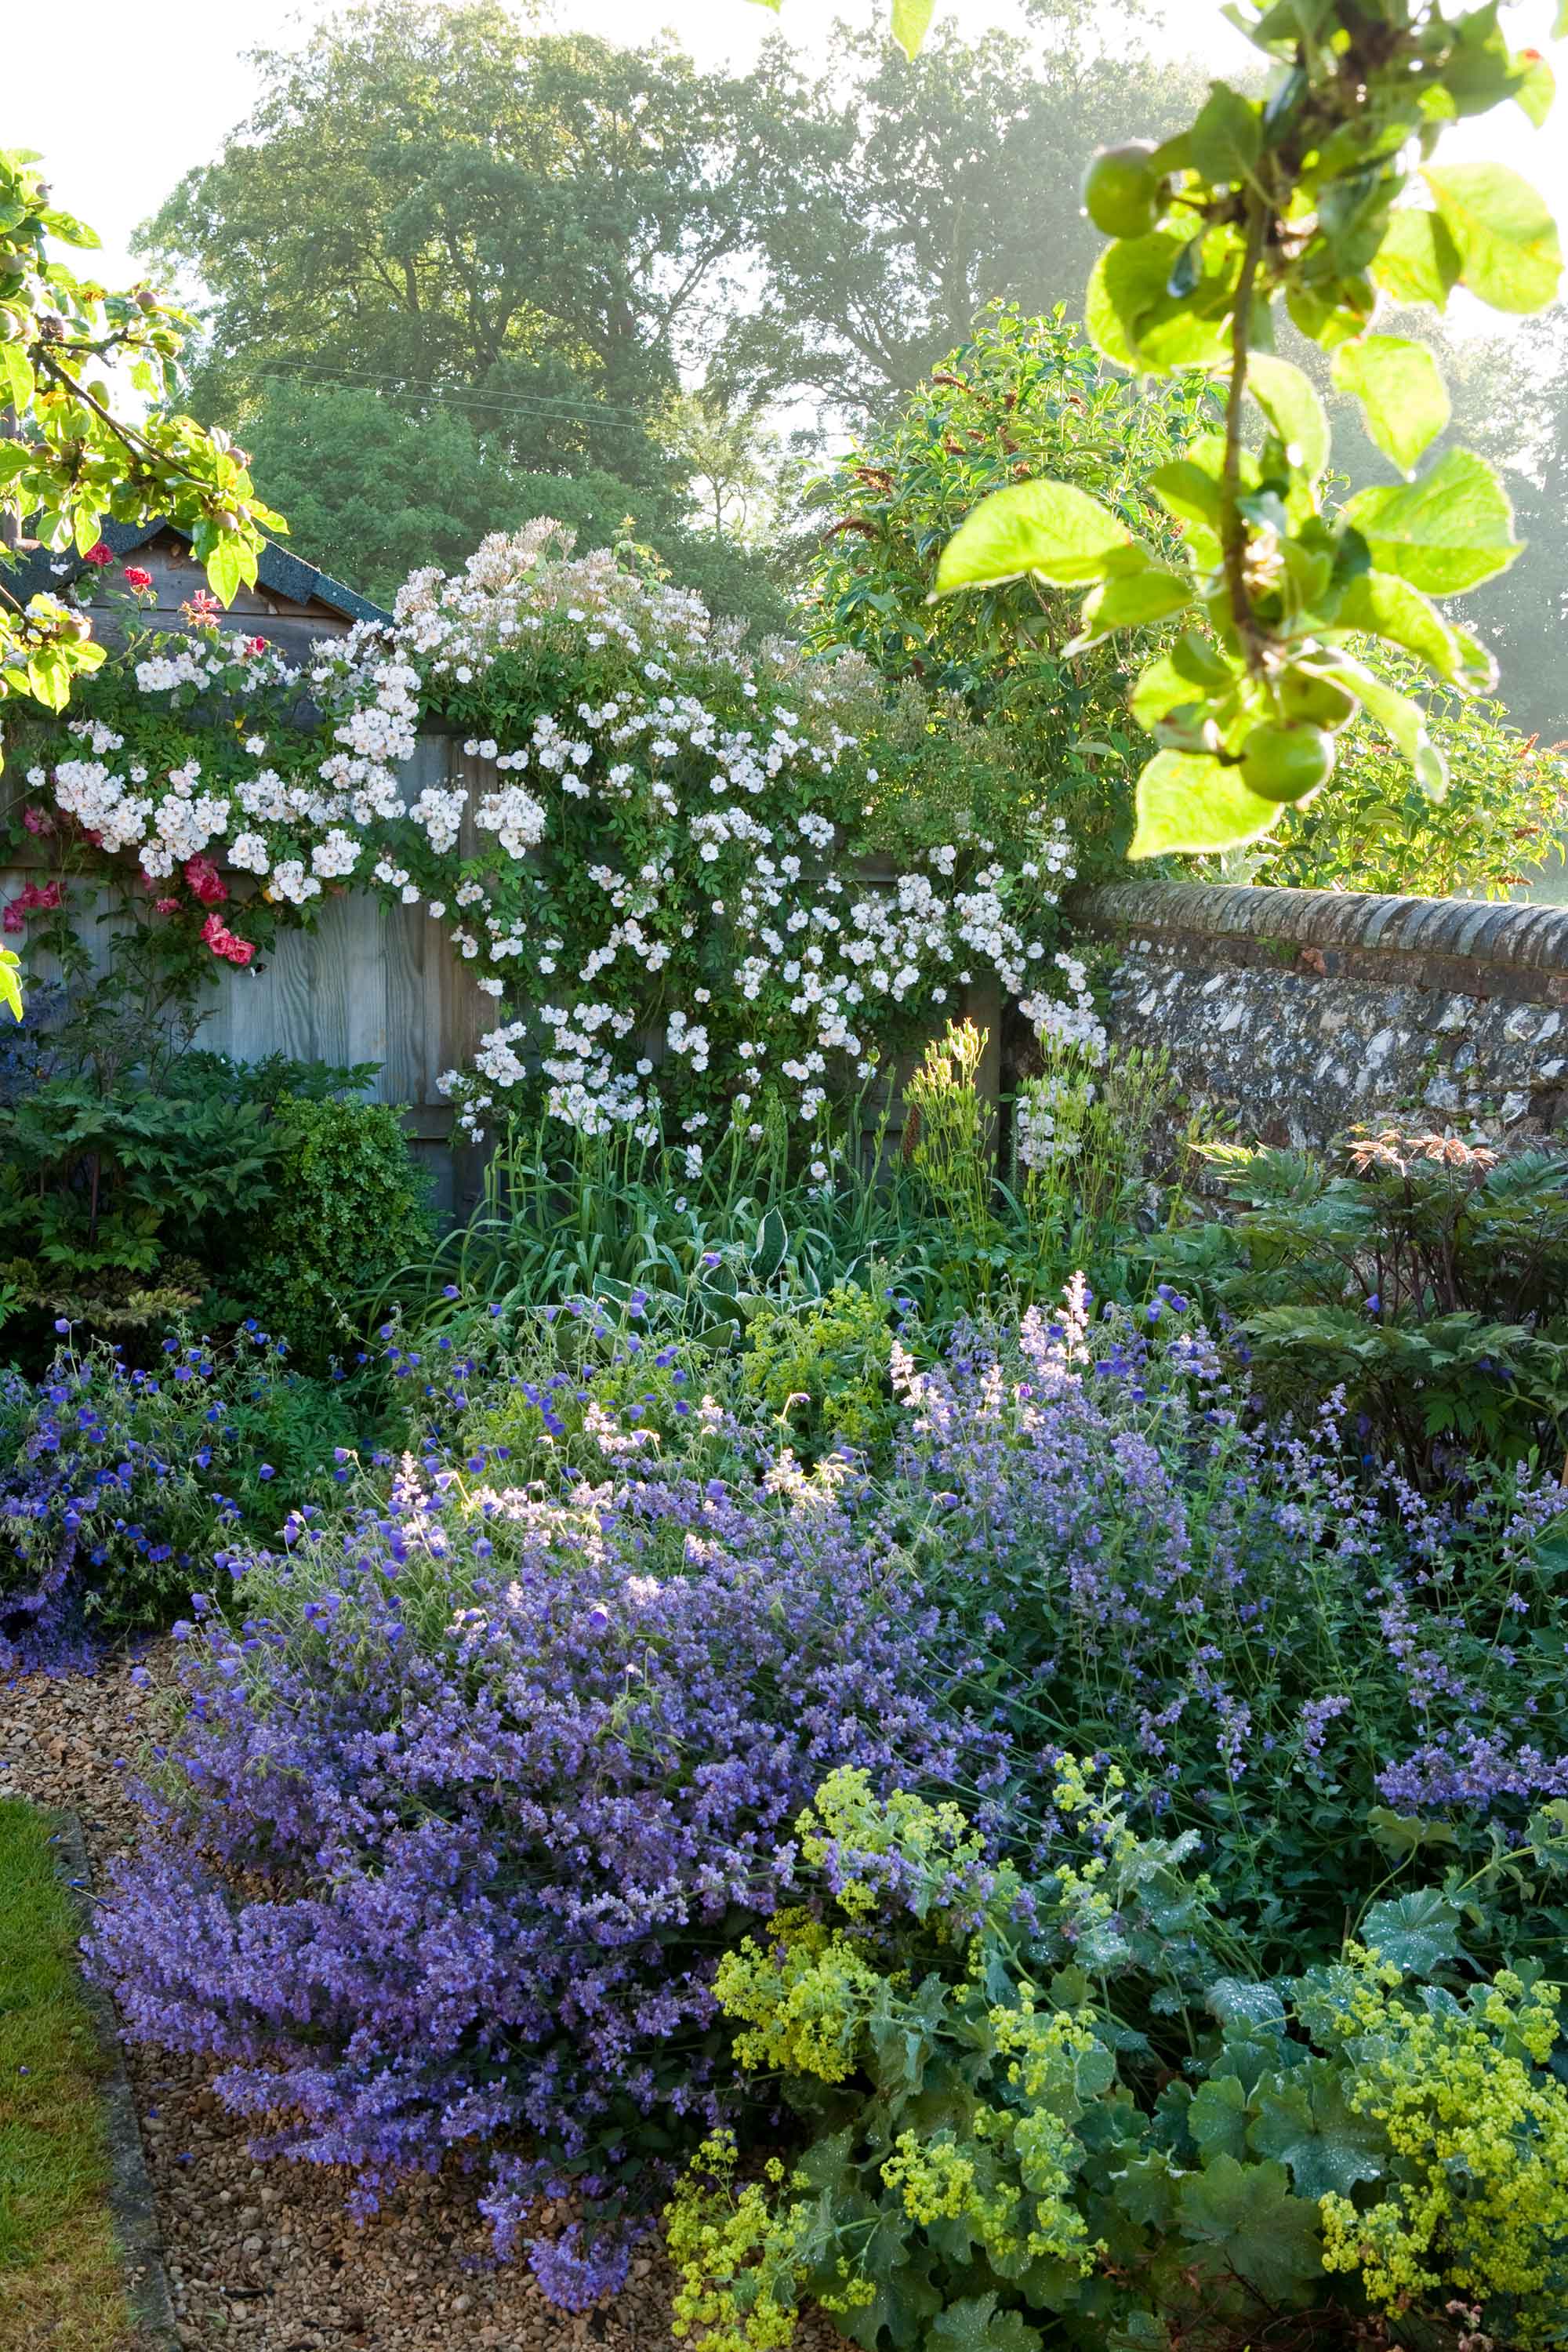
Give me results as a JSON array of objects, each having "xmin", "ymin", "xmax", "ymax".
[{"xmin": 6, "ymin": 518, "xmax": 390, "ymax": 625}]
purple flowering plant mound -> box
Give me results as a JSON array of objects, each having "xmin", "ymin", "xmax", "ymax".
[
  {"xmin": 0, "ymin": 1323, "xmax": 362, "ymax": 1672},
  {"xmin": 89, "ymin": 1443, "xmax": 988, "ymax": 2304},
  {"xmin": 87, "ymin": 1281, "xmax": 1568, "ymax": 2308}
]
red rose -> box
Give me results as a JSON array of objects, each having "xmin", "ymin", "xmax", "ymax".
[
  {"xmin": 2, "ymin": 903, "xmax": 23, "ymax": 935},
  {"xmin": 183, "ymin": 855, "xmax": 228, "ymax": 907},
  {"xmin": 224, "ymin": 935, "xmax": 256, "ymax": 968},
  {"xmin": 20, "ymin": 807, "xmax": 49, "ymax": 837},
  {"xmin": 245, "ymin": 634, "xmax": 267, "ymax": 656},
  {"xmin": 122, "ymin": 565, "xmax": 154, "ymax": 592},
  {"xmin": 82, "ymin": 541, "xmax": 114, "ymax": 568},
  {"xmin": 153, "ymin": 897, "xmax": 180, "ymax": 916}
]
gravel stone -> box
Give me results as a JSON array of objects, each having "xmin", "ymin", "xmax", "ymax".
[{"xmin": 0, "ymin": 1645, "xmax": 842, "ymax": 2349}]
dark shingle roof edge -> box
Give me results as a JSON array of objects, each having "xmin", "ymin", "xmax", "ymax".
[{"xmin": 3, "ymin": 517, "xmax": 391, "ymax": 626}]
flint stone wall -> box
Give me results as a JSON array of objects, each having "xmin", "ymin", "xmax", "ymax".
[{"xmin": 1075, "ymin": 880, "xmax": 1568, "ymax": 1149}]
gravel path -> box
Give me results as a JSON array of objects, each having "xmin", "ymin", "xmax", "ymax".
[{"xmin": 0, "ymin": 1648, "xmax": 839, "ymax": 2352}]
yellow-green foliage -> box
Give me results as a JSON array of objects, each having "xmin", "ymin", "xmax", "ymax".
[
  {"xmin": 739, "ymin": 1286, "xmax": 896, "ymax": 1461},
  {"xmin": 0, "ymin": 1801, "xmax": 129, "ymax": 2352},
  {"xmin": 1321, "ymin": 1946, "xmax": 1568, "ymax": 2342}
]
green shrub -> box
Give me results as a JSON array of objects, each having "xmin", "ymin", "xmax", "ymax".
[
  {"xmin": 739, "ymin": 1283, "xmax": 900, "ymax": 1463},
  {"xmin": 669, "ymin": 1769, "xmax": 1568, "ymax": 2352},
  {"xmin": 1151, "ymin": 1129, "xmax": 1568, "ymax": 1480},
  {"xmin": 228, "ymin": 1095, "xmax": 435, "ymax": 1372}
]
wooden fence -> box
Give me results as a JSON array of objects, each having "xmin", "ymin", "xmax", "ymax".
[{"xmin": 5, "ymin": 730, "xmax": 1007, "ymax": 1219}]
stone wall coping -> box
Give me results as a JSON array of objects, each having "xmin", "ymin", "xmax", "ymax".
[{"xmin": 1076, "ymin": 880, "xmax": 1568, "ymax": 978}]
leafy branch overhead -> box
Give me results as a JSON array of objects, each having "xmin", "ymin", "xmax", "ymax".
[
  {"xmin": 0, "ymin": 149, "xmax": 288, "ymax": 1021},
  {"xmin": 0, "ymin": 154, "xmax": 282, "ymax": 731},
  {"xmin": 921, "ymin": 2, "xmax": 1566, "ymax": 859}
]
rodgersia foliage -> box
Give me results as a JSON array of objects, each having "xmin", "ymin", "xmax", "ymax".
[
  {"xmin": 927, "ymin": 2, "xmax": 1566, "ymax": 862},
  {"xmin": 9, "ymin": 524, "xmax": 1094, "ymax": 1151}
]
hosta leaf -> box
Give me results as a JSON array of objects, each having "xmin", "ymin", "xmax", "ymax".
[
  {"xmin": 935, "ymin": 481, "xmax": 1137, "ymax": 593},
  {"xmin": 1341, "ymin": 448, "xmax": 1522, "ymax": 595},
  {"xmin": 1249, "ymin": 2063, "xmax": 1385, "ymax": 2201},
  {"xmin": 1174, "ymin": 2155, "xmax": 1323, "ymax": 2304},
  {"xmin": 1370, "ymin": 209, "xmax": 1461, "ymax": 307},
  {"xmin": 1424, "ymin": 163, "xmax": 1563, "ymax": 314},
  {"xmin": 928, "ymin": 2293, "xmax": 1044, "ymax": 2352},
  {"xmin": 1330, "ymin": 336, "xmax": 1450, "ymax": 475},
  {"xmin": 1129, "ymin": 751, "xmax": 1289, "ymax": 860},
  {"xmin": 1361, "ymin": 1889, "xmax": 1462, "ymax": 1976},
  {"xmin": 1246, "ymin": 354, "xmax": 1329, "ymax": 481}
]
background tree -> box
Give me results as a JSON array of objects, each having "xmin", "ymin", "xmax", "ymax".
[{"xmin": 724, "ymin": 4, "xmax": 1210, "ymax": 421}]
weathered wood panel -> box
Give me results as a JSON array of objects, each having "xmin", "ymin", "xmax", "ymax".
[{"xmin": 5, "ymin": 735, "xmax": 1010, "ymax": 1220}]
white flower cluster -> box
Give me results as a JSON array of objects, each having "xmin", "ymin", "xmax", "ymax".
[{"xmin": 36, "ymin": 526, "xmax": 1090, "ymax": 1152}]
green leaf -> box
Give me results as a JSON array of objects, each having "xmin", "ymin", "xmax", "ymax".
[
  {"xmin": 1087, "ymin": 230, "xmax": 1233, "ymax": 372},
  {"xmin": 1189, "ymin": 2074, "xmax": 1250, "ymax": 2164},
  {"xmin": 1087, "ymin": 231, "xmax": 1190, "ymax": 368},
  {"xmin": 1190, "ymin": 83, "xmax": 1261, "ymax": 187},
  {"xmin": 1334, "ymin": 652, "xmax": 1450, "ymax": 799},
  {"xmin": 1513, "ymin": 49, "xmax": 1555, "ymax": 129},
  {"xmin": 890, "ymin": 0, "xmax": 934, "ymax": 60},
  {"xmin": 1371, "ymin": 209, "xmax": 1461, "ymax": 308},
  {"xmin": 0, "ymin": 949, "xmax": 20, "ymax": 1024},
  {"xmin": 0, "ymin": 340, "xmax": 33, "ymax": 411},
  {"xmin": 1361, "ymin": 1889, "xmax": 1462, "ymax": 1976},
  {"xmin": 1246, "ymin": 354, "xmax": 1330, "ymax": 481},
  {"xmin": 1341, "ymin": 448, "xmax": 1522, "ymax": 595},
  {"xmin": 1205, "ymin": 1978, "xmax": 1287, "ymax": 2032},
  {"xmin": 935, "ymin": 481, "xmax": 1137, "ymax": 594},
  {"xmin": 1174, "ymin": 2156, "xmax": 1322, "ymax": 2304},
  {"xmin": 1128, "ymin": 633, "xmax": 1235, "ymax": 729},
  {"xmin": 928, "ymin": 2294, "xmax": 1043, "ymax": 2352},
  {"xmin": 1148, "ymin": 460, "xmax": 1223, "ymax": 532},
  {"xmin": 752, "ymin": 1207, "xmax": 788, "ymax": 1283},
  {"xmin": 1423, "ymin": 163, "xmax": 1563, "ymax": 314},
  {"xmin": 1366, "ymin": 1807, "xmax": 1460, "ymax": 1863},
  {"xmin": 1067, "ymin": 564, "xmax": 1193, "ymax": 651},
  {"xmin": 1334, "ymin": 571, "xmax": 1466, "ymax": 682},
  {"xmin": 1129, "ymin": 751, "xmax": 1291, "ymax": 860},
  {"xmin": 1248, "ymin": 2063, "xmax": 1385, "ymax": 2201},
  {"xmin": 1330, "ymin": 336, "xmax": 1450, "ymax": 475},
  {"xmin": 205, "ymin": 535, "xmax": 245, "ymax": 607}
]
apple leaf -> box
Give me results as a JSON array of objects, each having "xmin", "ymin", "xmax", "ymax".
[{"xmin": 1330, "ymin": 336, "xmax": 1450, "ymax": 475}]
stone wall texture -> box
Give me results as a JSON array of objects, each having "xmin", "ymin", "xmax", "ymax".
[{"xmin": 1076, "ymin": 880, "xmax": 1568, "ymax": 1149}]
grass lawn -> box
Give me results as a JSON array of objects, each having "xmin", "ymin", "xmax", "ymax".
[{"xmin": 0, "ymin": 1798, "xmax": 131, "ymax": 2351}]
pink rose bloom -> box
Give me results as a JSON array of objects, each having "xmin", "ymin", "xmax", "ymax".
[
  {"xmin": 82, "ymin": 541, "xmax": 114, "ymax": 568},
  {"xmin": 2, "ymin": 902, "xmax": 23, "ymax": 935},
  {"xmin": 245, "ymin": 634, "xmax": 267, "ymax": 656},
  {"xmin": 21, "ymin": 806, "xmax": 49, "ymax": 837},
  {"xmin": 183, "ymin": 855, "xmax": 227, "ymax": 907},
  {"xmin": 223, "ymin": 935, "xmax": 256, "ymax": 968},
  {"xmin": 154, "ymin": 897, "xmax": 180, "ymax": 916}
]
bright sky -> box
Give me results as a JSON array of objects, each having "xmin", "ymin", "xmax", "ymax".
[{"xmin": 5, "ymin": 0, "xmax": 1565, "ymax": 323}]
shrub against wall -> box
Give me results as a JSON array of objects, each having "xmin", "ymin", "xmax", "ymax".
[
  {"xmin": 804, "ymin": 306, "xmax": 1216, "ymax": 868},
  {"xmin": 5, "ymin": 527, "xmax": 1097, "ymax": 1156}
]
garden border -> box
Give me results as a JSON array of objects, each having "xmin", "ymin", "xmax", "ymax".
[{"xmin": 45, "ymin": 1809, "xmax": 180, "ymax": 2351}]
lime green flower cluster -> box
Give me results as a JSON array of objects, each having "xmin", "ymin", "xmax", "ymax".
[
  {"xmin": 739, "ymin": 1285, "xmax": 900, "ymax": 1465},
  {"xmin": 713, "ymin": 1908, "xmax": 884, "ymax": 2087},
  {"xmin": 1320, "ymin": 1947, "xmax": 1568, "ymax": 2344},
  {"xmin": 666, "ymin": 2132, "xmax": 813, "ymax": 2352}
]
